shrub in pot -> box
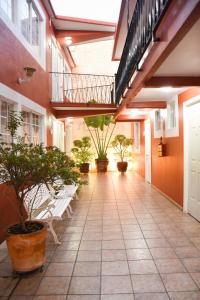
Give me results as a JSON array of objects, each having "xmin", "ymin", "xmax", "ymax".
[
  {"xmin": 111, "ymin": 134, "xmax": 133, "ymax": 172},
  {"xmin": 71, "ymin": 136, "xmax": 93, "ymax": 173},
  {"xmin": 0, "ymin": 112, "xmax": 81, "ymax": 273},
  {"xmin": 84, "ymin": 112, "xmax": 115, "ymax": 172}
]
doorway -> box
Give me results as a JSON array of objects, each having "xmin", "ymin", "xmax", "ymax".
[
  {"xmin": 184, "ymin": 97, "xmax": 200, "ymax": 221},
  {"xmin": 145, "ymin": 119, "xmax": 151, "ymax": 183}
]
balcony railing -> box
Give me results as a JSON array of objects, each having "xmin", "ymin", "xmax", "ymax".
[
  {"xmin": 51, "ymin": 72, "xmax": 115, "ymax": 105},
  {"xmin": 115, "ymin": 0, "xmax": 171, "ymax": 105}
]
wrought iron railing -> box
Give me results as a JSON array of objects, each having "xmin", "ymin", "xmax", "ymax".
[
  {"xmin": 50, "ymin": 72, "xmax": 115, "ymax": 104},
  {"xmin": 115, "ymin": 0, "xmax": 171, "ymax": 105}
]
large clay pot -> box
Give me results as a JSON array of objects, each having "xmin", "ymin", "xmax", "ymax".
[
  {"xmin": 96, "ymin": 159, "xmax": 109, "ymax": 172},
  {"xmin": 6, "ymin": 221, "xmax": 47, "ymax": 273},
  {"xmin": 117, "ymin": 161, "xmax": 128, "ymax": 172},
  {"xmin": 80, "ymin": 163, "xmax": 90, "ymax": 173}
]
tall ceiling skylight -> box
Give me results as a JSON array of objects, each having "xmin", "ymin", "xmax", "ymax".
[{"xmin": 50, "ymin": 0, "xmax": 121, "ymax": 23}]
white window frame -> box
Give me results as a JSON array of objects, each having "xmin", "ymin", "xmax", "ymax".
[
  {"xmin": 0, "ymin": 0, "xmax": 46, "ymax": 69},
  {"xmin": 133, "ymin": 121, "xmax": 140, "ymax": 153},
  {"xmin": 22, "ymin": 109, "xmax": 42, "ymax": 144},
  {"xmin": 165, "ymin": 96, "xmax": 179, "ymax": 137},
  {"xmin": 0, "ymin": 83, "xmax": 46, "ymax": 145},
  {"xmin": 154, "ymin": 109, "xmax": 164, "ymax": 138}
]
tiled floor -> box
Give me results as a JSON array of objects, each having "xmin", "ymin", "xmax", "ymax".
[{"xmin": 1, "ymin": 172, "xmax": 200, "ymax": 299}]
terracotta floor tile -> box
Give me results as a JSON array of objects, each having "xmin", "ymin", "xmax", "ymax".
[
  {"xmin": 102, "ymin": 261, "xmax": 129, "ymax": 275},
  {"xmin": 160, "ymin": 273, "xmax": 198, "ymax": 292},
  {"xmin": 69, "ymin": 276, "xmax": 100, "ymax": 295},
  {"xmin": 131, "ymin": 274, "xmax": 165, "ymax": 293},
  {"xmin": 67, "ymin": 296, "xmax": 99, "ymax": 300},
  {"xmin": 126, "ymin": 248, "xmax": 152, "ymax": 260},
  {"xmin": 101, "ymin": 275, "xmax": 133, "ymax": 294},
  {"xmin": 134, "ymin": 293, "xmax": 169, "ymax": 300},
  {"xmin": 128, "ymin": 260, "xmax": 157, "ymax": 274},
  {"xmin": 13, "ymin": 277, "xmax": 42, "ymax": 296},
  {"xmin": 182, "ymin": 258, "xmax": 200, "ymax": 272},
  {"xmin": 73, "ymin": 261, "xmax": 101, "ymax": 276},
  {"xmin": 36, "ymin": 277, "xmax": 70, "ymax": 295},
  {"xmin": 0, "ymin": 278, "xmax": 19, "ymax": 297},
  {"xmin": 167, "ymin": 291, "xmax": 200, "ymax": 299},
  {"xmin": 45, "ymin": 262, "xmax": 74, "ymax": 276},
  {"xmin": 155, "ymin": 259, "xmax": 186, "ymax": 274},
  {"xmin": 102, "ymin": 249, "xmax": 127, "ymax": 261},
  {"xmin": 101, "ymin": 295, "xmax": 134, "ymax": 300},
  {"xmin": 150, "ymin": 248, "xmax": 177, "ymax": 259},
  {"xmin": 102, "ymin": 240, "xmax": 125, "ymax": 250},
  {"xmin": 77, "ymin": 250, "xmax": 101, "ymax": 262},
  {"xmin": 52, "ymin": 251, "xmax": 77, "ymax": 263}
]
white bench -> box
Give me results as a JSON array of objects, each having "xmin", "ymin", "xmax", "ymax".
[{"xmin": 24, "ymin": 183, "xmax": 79, "ymax": 244}]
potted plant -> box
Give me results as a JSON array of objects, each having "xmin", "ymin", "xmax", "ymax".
[
  {"xmin": 111, "ymin": 134, "xmax": 133, "ymax": 172},
  {"xmin": 0, "ymin": 111, "xmax": 81, "ymax": 273},
  {"xmin": 84, "ymin": 114, "xmax": 115, "ymax": 172},
  {"xmin": 71, "ymin": 136, "xmax": 93, "ymax": 173}
]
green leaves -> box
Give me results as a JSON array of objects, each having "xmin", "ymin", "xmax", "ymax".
[
  {"xmin": 84, "ymin": 114, "xmax": 116, "ymax": 160},
  {"xmin": 111, "ymin": 134, "xmax": 133, "ymax": 162},
  {"xmin": 71, "ymin": 136, "xmax": 93, "ymax": 165}
]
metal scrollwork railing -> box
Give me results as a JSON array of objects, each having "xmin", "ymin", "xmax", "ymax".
[{"xmin": 50, "ymin": 72, "xmax": 115, "ymax": 104}]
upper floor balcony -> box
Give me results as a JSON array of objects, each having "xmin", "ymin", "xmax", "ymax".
[
  {"xmin": 115, "ymin": 0, "xmax": 172, "ymax": 105},
  {"xmin": 50, "ymin": 72, "xmax": 117, "ymax": 118}
]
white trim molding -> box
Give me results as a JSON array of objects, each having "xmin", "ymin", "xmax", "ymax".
[
  {"xmin": 0, "ymin": 0, "xmax": 46, "ymax": 69},
  {"xmin": 183, "ymin": 94, "xmax": 200, "ymax": 213},
  {"xmin": 0, "ymin": 82, "xmax": 47, "ymax": 145}
]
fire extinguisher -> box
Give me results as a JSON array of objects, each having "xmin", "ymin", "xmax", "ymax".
[{"xmin": 157, "ymin": 136, "xmax": 165, "ymax": 157}]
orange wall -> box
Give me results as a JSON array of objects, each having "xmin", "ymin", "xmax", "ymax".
[
  {"xmin": 151, "ymin": 87, "xmax": 200, "ymax": 207},
  {"xmin": 0, "ymin": 2, "xmax": 70, "ymax": 242}
]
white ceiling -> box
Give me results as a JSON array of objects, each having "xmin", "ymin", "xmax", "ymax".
[
  {"xmin": 133, "ymin": 87, "xmax": 187, "ymax": 102},
  {"xmin": 53, "ymin": 19, "xmax": 116, "ymax": 32},
  {"xmin": 155, "ymin": 18, "xmax": 200, "ymax": 76}
]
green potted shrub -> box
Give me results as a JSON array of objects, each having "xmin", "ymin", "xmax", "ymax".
[
  {"xmin": 111, "ymin": 134, "xmax": 133, "ymax": 172},
  {"xmin": 0, "ymin": 112, "xmax": 81, "ymax": 273},
  {"xmin": 84, "ymin": 114, "xmax": 115, "ymax": 172},
  {"xmin": 71, "ymin": 136, "xmax": 93, "ymax": 173}
]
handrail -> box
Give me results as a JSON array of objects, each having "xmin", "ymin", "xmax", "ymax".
[
  {"xmin": 115, "ymin": 0, "xmax": 171, "ymax": 105},
  {"xmin": 50, "ymin": 72, "xmax": 115, "ymax": 104}
]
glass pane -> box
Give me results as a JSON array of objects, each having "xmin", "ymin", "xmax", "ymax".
[
  {"xmin": 0, "ymin": 0, "xmax": 13, "ymax": 20},
  {"xmin": 31, "ymin": 5, "xmax": 39, "ymax": 46},
  {"xmin": 20, "ymin": 0, "xmax": 30, "ymax": 42}
]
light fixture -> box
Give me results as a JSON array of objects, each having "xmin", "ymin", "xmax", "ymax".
[
  {"xmin": 159, "ymin": 86, "xmax": 173, "ymax": 93},
  {"xmin": 64, "ymin": 37, "xmax": 72, "ymax": 46},
  {"xmin": 17, "ymin": 67, "xmax": 36, "ymax": 84}
]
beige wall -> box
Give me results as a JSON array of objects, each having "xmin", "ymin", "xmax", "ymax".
[
  {"xmin": 71, "ymin": 39, "xmax": 119, "ymax": 75},
  {"xmin": 69, "ymin": 118, "xmax": 134, "ymax": 172}
]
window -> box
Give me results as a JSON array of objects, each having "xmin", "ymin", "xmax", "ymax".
[
  {"xmin": 0, "ymin": 0, "xmax": 13, "ymax": 21},
  {"xmin": 133, "ymin": 122, "xmax": 140, "ymax": 153},
  {"xmin": 22, "ymin": 111, "xmax": 41, "ymax": 144},
  {"xmin": 165, "ymin": 96, "xmax": 179, "ymax": 137},
  {"xmin": 154, "ymin": 109, "xmax": 164, "ymax": 138},
  {"xmin": 0, "ymin": 99, "xmax": 14, "ymax": 143},
  {"xmin": 0, "ymin": 0, "xmax": 46, "ymax": 69}
]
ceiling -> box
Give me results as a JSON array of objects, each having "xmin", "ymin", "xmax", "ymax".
[
  {"xmin": 155, "ymin": 18, "xmax": 200, "ymax": 76},
  {"xmin": 133, "ymin": 87, "xmax": 187, "ymax": 102}
]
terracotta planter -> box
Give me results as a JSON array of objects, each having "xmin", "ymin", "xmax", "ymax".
[
  {"xmin": 80, "ymin": 163, "xmax": 90, "ymax": 173},
  {"xmin": 117, "ymin": 161, "xmax": 128, "ymax": 172},
  {"xmin": 6, "ymin": 221, "xmax": 47, "ymax": 273},
  {"xmin": 96, "ymin": 159, "xmax": 109, "ymax": 172}
]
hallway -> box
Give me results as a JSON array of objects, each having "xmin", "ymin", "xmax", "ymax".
[{"xmin": 1, "ymin": 172, "xmax": 200, "ymax": 299}]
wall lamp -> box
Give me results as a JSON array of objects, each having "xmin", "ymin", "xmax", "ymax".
[{"xmin": 17, "ymin": 67, "xmax": 36, "ymax": 84}]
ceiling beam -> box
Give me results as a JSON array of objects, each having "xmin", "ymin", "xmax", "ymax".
[
  {"xmin": 115, "ymin": 0, "xmax": 200, "ymax": 118},
  {"xmin": 145, "ymin": 77, "xmax": 200, "ymax": 87},
  {"xmin": 54, "ymin": 109, "xmax": 116, "ymax": 119},
  {"xmin": 115, "ymin": 114, "xmax": 147, "ymax": 122},
  {"xmin": 126, "ymin": 101, "xmax": 167, "ymax": 109},
  {"xmin": 55, "ymin": 30, "xmax": 114, "ymax": 38}
]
